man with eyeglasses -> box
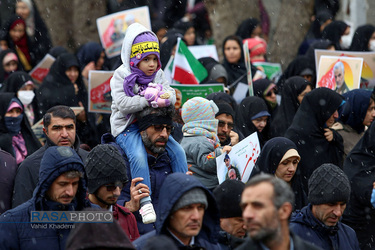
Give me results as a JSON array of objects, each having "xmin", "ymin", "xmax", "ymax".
[
  {"xmin": 104, "ymin": 105, "xmax": 180, "ymax": 236},
  {"xmin": 215, "ymin": 102, "xmax": 239, "ymax": 146},
  {"xmin": 85, "ymin": 144, "xmax": 140, "ymax": 241}
]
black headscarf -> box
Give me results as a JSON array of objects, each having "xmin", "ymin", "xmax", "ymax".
[
  {"xmin": 76, "ymin": 42, "xmax": 105, "ymax": 71},
  {"xmin": 321, "ymin": 20, "xmax": 349, "ymax": 50},
  {"xmin": 222, "ymin": 35, "xmax": 247, "ymax": 86},
  {"xmin": 276, "ymin": 55, "xmax": 315, "ymax": 92},
  {"xmin": 235, "ymin": 96, "xmax": 270, "ymax": 147},
  {"xmin": 285, "ymin": 87, "xmax": 344, "ymax": 192},
  {"xmin": 252, "ymin": 78, "xmax": 278, "ymax": 116},
  {"xmin": 250, "ymin": 137, "xmax": 307, "ymax": 209},
  {"xmin": 235, "ymin": 18, "xmax": 260, "ymax": 39},
  {"xmin": 0, "ymin": 92, "xmax": 41, "ymax": 160},
  {"xmin": 342, "ymin": 121, "xmax": 375, "ymax": 249},
  {"xmin": 271, "ymin": 76, "xmax": 312, "ymax": 137},
  {"xmin": 339, "ymin": 89, "xmax": 373, "ymax": 133},
  {"xmin": 349, "ymin": 24, "xmax": 375, "ymax": 52}
]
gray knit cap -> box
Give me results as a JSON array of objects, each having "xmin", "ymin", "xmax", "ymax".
[
  {"xmin": 85, "ymin": 144, "xmax": 128, "ymax": 194},
  {"xmin": 172, "ymin": 188, "xmax": 208, "ymax": 213},
  {"xmin": 308, "ymin": 163, "xmax": 351, "ymax": 205}
]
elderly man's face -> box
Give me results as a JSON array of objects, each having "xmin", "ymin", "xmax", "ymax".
[
  {"xmin": 240, "ymin": 182, "xmax": 281, "ymax": 241},
  {"xmin": 220, "ymin": 217, "xmax": 246, "ymax": 238},
  {"xmin": 312, "ymin": 202, "xmax": 346, "ymax": 227},
  {"xmin": 334, "ymin": 67, "xmax": 344, "ymax": 87},
  {"xmin": 168, "ymin": 203, "xmax": 205, "ymax": 244}
]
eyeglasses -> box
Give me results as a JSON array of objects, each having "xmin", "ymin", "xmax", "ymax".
[
  {"xmin": 266, "ymin": 90, "xmax": 277, "ymax": 97},
  {"xmin": 152, "ymin": 124, "xmax": 174, "ymax": 133},
  {"xmin": 104, "ymin": 181, "xmax": 124, "ymax": 192},
  {"xmin": 218, "ymin": 120, "xmax": 234, "ymax": 129}
]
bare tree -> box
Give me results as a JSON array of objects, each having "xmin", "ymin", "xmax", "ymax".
[
  {"xmin": 268, "ymin": 0, "xmax": 314, "ymax": 68},
  {"xmin": 36, "ymin": 0, "xmax": 106, "ymax": 51},
  {"xmin": 204, "ymin": 0, "xmax": 259, "ymax": 60}
]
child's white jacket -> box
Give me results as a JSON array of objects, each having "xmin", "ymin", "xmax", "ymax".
[{"xmin": 110, "ymin": 23, "xmax": 176, "ymax": 137}]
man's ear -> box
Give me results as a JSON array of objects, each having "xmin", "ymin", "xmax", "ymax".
[
  {"xmin": 278, "ymin": 202, "xmax": 292, "ymax": 221},
  {"xmin": 43, "ymin": 127, "xmax": 47, "ymax": 135}
]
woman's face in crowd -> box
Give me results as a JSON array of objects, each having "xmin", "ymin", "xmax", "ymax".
[
  {"xmin": 16, "ymin": 2, "xmax": 31, "ymax": 20},
  {"xmin": 224, "ymin": 40, "xmax": 241, "ymax": 64},
  {"xmin": 3, "ymin": 59, "xmax": 18, "ymax": 73},
  {"xmin": 95, "ymin": 51, "xmax": 105, "ymax": 70},
  {"xmin": 9, "ymin": 23, "xmax": 26, "ymax": 42},
  {"xmin": 65, "ymin": 66, "xmax": 79, "ymax": 83},
  {"xmin": 252, "ymin": 116, "xmax": 268, "ymax": 132},
  {"xmin": 275, "ymin": 156, "xmax": 299, "ymax": 183},
  {"xmin": 184, "ymin": 27, "xmax": 196, "ymax": 46},
  {"xmin": 326, "ymin": 110, "xmax": 339, "ymax": 127},
  {"xmin": 297, "ymin": 85, "xmax": 312, "ymax": 104},
  {"xmin": 264, "ymin": 89, "xmax": 277, "ymax": 103},
  {"xmin": 368, "ymin": 32, "xmax": 375, "ymax": 49},
  {"xmin": 5, "ymin": 107, "xmax": 22, "ymax": 117},
  {"xmin": 251, "ymin": 25, "xmax": 262, "ymax": 38}
]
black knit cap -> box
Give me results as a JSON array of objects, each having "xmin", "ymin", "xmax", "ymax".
[
  {"xmin": 215, "ymin": 102, "xmax": 235, "ymax": 120},
  {"xmin": 213, "ymin": 179, "xmax": 245, "ymax": 218},
  {"xmin": 85, "ymin": 144, "xmax": 128, "ymax": 194},
  {"xmin": 308, "ymin": 163, "xmax": 351, "ymax": 205}
]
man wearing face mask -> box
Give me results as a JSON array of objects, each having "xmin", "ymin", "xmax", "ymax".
[
  {"xmin": 1, "ymin": 72, "xmax": 41, "ymax": 126},
  {"xmin": 0, "ymin": 93, "xmax": 41, "ymax": 165}
]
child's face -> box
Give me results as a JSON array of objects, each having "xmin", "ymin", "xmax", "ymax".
[
  {"xmin": 9, "ymin": 23, "xmax": 25, "ymax": 42},
  {"xmin": 138, "ymin": 54, "xmax": 158, "ymax": 76}
]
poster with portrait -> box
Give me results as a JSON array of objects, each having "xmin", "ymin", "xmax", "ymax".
[
  {"xmin": 29, "ymin": 54, "xmax": 55, "ymax": 86},
  {"xmin": 171, "ymin": 84, "xmax": 225, "ymax": 110},
  {"xmin": 88, "ymin": 70, "xmax": 114, "ymax": 113},
  {"xmin": 315, "ymin": 49, "xmax": 375, "ymax": 89},
  {"xmin": 316, "ymin": 55, "xmax": 363, "ymax": 93},
  {"xmin": 216, "ymin": 132, "xmax": 260, "ymax": 184},
  {"xmin": 96, "ymin": 6, "xmax": 151, "ymax": 58}
]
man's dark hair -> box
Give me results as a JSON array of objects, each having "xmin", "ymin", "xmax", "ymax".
[
  {"xmin": 43, "ymin": 105, "xmax": 76, "ymax": 129},
  {"xmin": 246, "ymin": 174, "xmax": 295, "ymax": 210},
  {"xmin": 136, "ymin": 105, "xmax": 175, "ymax": 120}
]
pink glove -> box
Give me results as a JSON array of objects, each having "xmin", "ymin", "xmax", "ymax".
[{"xmin": 151, "ymin": 97, "xmax": 171, "ymax": 108}]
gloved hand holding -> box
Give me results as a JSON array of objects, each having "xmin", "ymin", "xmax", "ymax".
[{"xmin": 142, "ymin": 83, "xmax": 162, "ymax": 105}]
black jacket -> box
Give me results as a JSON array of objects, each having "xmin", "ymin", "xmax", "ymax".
[
  {"xmin": 12, "ymin": 135, "xmax": 88, "ymax": 208},
  {"xmin": 235, "ymin": 231, "xmax": 321, "ymax": 250}
]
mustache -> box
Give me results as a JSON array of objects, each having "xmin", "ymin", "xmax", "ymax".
[{"xmin": 155, "ymin": 138, "xmax": 168, "ymax": 143}]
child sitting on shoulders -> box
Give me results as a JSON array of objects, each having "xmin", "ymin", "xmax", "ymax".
[{"xmin": 110, "ymin": 23, "xmax": 188, "ymax": 224}]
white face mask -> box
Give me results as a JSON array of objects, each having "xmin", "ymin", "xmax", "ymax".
[
  {"xmin": 340, "ymin": 34, "xmax": 352, "ymax": 50},
  {"xmin": 370, "ymin": 40, "xmax": 375, "ymax": 51},
  {"xmin": 17, "ymin": 90, "xmax": 35, "ymax": 105}
]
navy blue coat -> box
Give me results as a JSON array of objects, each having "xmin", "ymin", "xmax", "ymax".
[
  {"xmin": 102, "ymin": 133, "xmax": 174, "ymax": 235},
  {"xmin": 290, "ymin": 204, "xmax": 360, "ymax": 250},
  {"xmin": 133, "ymin": 172, "xmax": 222, "ymax": 249},
  {"xmin": 0, "ymin": 146, "xmax": 90, "ymax": 250}
]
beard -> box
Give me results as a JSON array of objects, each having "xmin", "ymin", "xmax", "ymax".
[{"xmin": 141, "ymin": 131, "xmax": 168, "ymax": 155}]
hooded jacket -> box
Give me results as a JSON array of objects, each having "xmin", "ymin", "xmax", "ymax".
[
  {"xmin": 290, "ymin": 204, "xmax": 360, "ymax": 250},
  {"xmin": 285, "ymin": 87, "xmax": 344, "ymax": 192},
  {"xmin": 0, "ymin": 146, "xmax": 90, "ymax": 250},
  {"xmin": 342, "ymin": 121, "xmax": 375, "ymax": 250},
  {"xmin": 133, "ymin": 172, "xmax": 221, "ymax": 249},
  {"xmin": 12, "ymin": 133, "xmax": 88, "ymax": 208},
  {"xmin": 0, "ymin": 149, "xmax": 17, "ymax": 214},
  {"xmin": 110, "ymin": 22, "xmax": 176, "ymax": 137}
]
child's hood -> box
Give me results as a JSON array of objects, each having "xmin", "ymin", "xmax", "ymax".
[{"xmin": 121, "ymin": 23, "xmax": 159, "ymax": 71}]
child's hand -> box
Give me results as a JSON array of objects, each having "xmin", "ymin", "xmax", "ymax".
[
  {"xmin": 371, "ymin": 182, "xmax": 375, "ymax": 208},
  {"xmin": 150, "ymin": 98, "xmax": 171, "ymax": 108},
  {"xmin": 143, "ymin": 86, "xmax": 159, "ymax": 103}
]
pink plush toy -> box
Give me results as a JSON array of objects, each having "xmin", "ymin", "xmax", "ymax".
[{"xmin": 142, "ymin": 83, "xmax": 171, "ymax": 108}]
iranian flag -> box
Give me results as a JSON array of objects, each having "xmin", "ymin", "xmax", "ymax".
[{"xmin": 172, "ymin": 38, "xmax": 207, "ymax": 84}]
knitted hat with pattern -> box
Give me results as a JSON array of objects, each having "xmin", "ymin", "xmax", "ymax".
[
  {"xmin": 308, "ymin": 163, "xmax": 351, "ymax": 205},
  {"xmin": 85, "ymin": 144, "xmax": 128, "ymax": 194}
]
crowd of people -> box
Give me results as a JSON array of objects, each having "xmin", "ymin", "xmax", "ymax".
[{"xmin": 1, "ymin": 0, "xmax": 375, "ymax": 249}]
